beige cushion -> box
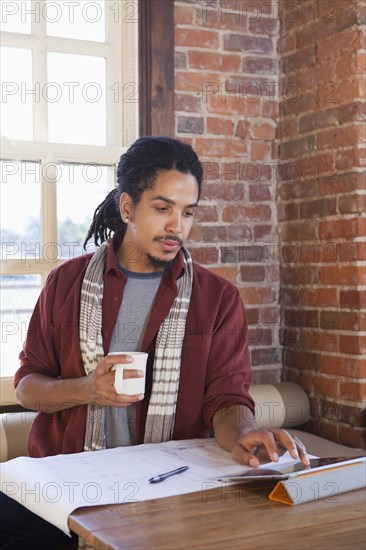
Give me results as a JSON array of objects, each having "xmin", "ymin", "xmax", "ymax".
[{"xmin": 0, "ymin": 412, "xmax": 37, "ymax": 462}]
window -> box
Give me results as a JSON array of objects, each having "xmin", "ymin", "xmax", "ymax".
[{"xmin": 0, "ymin": 0, "xmax": 139, "ymax": 383}]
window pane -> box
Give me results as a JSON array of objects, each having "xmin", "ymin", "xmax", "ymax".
[
  {"xmin": 0, "ymin": 275, "xmax": 42, "ymax": 377},
  {"xmin": 0, "ymin": 0, "xmax": 32, "ymax": 34},
  {"xmin": 0, "ymin": 47, "xmax": 33, "ymax": 140},
  {"xmin": 46, "ymin": 0, "xmax": 105, "ymax": 42},
  {"xmin": 47, "ymin": 53, "xmax": 106, "ymax": 145},
  {"xmin": 0, "ymin": 161, "xmax": 41, "ymax": 260},
  {"xmin": 57, "ymin": 163, "xmax": 115, "ymax": 258}
]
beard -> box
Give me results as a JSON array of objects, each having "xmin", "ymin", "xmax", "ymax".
[{"xmin": 146, "ymin": 253, "xmax": 176, "ymax": 271}]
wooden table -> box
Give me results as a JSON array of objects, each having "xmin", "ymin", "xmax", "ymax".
[{"xmin": 69, "ymin": 482, "xmax": 366, "ymax": 549}]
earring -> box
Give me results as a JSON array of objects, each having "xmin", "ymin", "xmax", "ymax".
[{"xmin": 124, "ymin": 216, "xmax": 130, "ymax": 223}]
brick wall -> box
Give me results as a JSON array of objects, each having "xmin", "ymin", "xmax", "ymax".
[
  {"xmin": 174, "ymin": 0, "xmax": 282, "ymax": 384},
  {"xmin": 174, "ymin": 0, "xmax": 365, "ymax": 448},
  {"xmin": 278, "ymin": 0, "xmax": 366, "ymax": 448}
]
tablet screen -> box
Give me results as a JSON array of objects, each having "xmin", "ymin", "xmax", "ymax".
[{"xmin": 218, "ymin": 456, "xmax": 366, "ymax": 482}]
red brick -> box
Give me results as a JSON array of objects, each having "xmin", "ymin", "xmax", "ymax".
[
  {"xmin": 340, "ymin": 380, "xmax": 366, "ymax": 402},
  {"xmin": 251, "ymin": 348, "xmax": 281, "ymax": 367},
  {"xmin": 254, "ymin": 224, "xmax": 277, "ymax": 241},
  {"xmin": 277, "ymin": 202, "xmax": 299, "ymax": 221},
  {"xmin": 189, "ymin": 246, "xmax": 219, "ymax": 265},
  {"xmin": 338, "ymin": 193, "xmax": 366, "ymax": 214},
  {"xmin": 299, "ymin": 108, "xmax": 338, "ymax": 134},
  {"xmin": 280, "ymin": 135, "xmax": 315, "ymax": 160},
  {"xmin": 340, "ymin": 290, "xmax": 366, "ymax": 309},
  {"xmin": 175, "ymin": 28, "xmax": 219, "ymax": 48},
  {"xmin": 205, "ymin": 117, "xmax": 233, "ymax": 137},
  {"xmin": 318, "ymin": 171, "xmax": 365, "ymax": 196},
  {"xmin": 300, "ymin": 372, "xmax": 339, "ymax": 399},
  {"xmin": 224, "ymin": 33, "xmax": 273, "ymax": 55},
  {"xmin": 284, "ymin": 308, "xmax": 319, "ymax": 328},
  {"xmin": 175, "ymin": 93, "xmax": 201, "ymax": 112},
  {"xmin": 338, "ymin": 426, "xmax": 365, "ymax": 450},
  {"xmin": 260, "ymin": 307, "xmax": 280, "ymax": 324},
  {"xmin": 246, "ymin": 308, "xmax": 260, "ymax": 325},
  {"xmin": 208, "ymin": 94, "xmax": 261, "ymax": 116},
  {"xmin": 187, "ymin": 51, "xmax": 221, "ymax": 71},
  {"xmin": 280, "ymin": 221, "xmax": 317, "ymax": 241},
  {"xmin": 199, "ymin": 225, "xmax": 227, "ymax": 243},
  {"xmin": 283, "ymin": 348, "xmax": 319, "ymax": 371},
  {"xmin": 175, "ymin": 4, "xmax": 195, "ymax": 25},
  {"xmin": 319, "ymin": 217, "xmax": 366, "ymax": 239},
  {"xmin": 317, "ymin": 28, "xmax": 365, "ymax": 62},
  {"xmin": 195, "ymin": 138, "xmax": 247, "ymax": 158},
  {"xmin": 199, "ymin": 5, "xmax": 248, "ymax": 31},
  {"xmin": 319, "ymin": 265, "xmax": 366, "ymax": 286},
  {"xmin": 280, "ymin": 288, "xmax": 299, "ymax": 306},
  {"xmin": 278, "ymin": 33, "xmax": 296, "ymax": 54},
  {"xmin": 300, "ymin": 197, "xmax": 337, "ymax": 219},
  {"xmin": 240, "ymin": 265, "xmax": 266, "ymax": 282},
  {"xmin": 209, "ymin": 266, "xmax": 238, "ymax": 285},
  {"xmin": 317, "ymin": 126, "xmax": 365, "ymax": 151},
  {"xmin": 337, "ymin": 101, "xmax": 366, "ymax": 124},
  {"xmin": 281, "ymin": 266, "xmax": 318, "ymax": 285},
  {"xmin": 281, "ymin": 91, "xmax": 315, "ymax": 117},
  {"xmin": 299, "ymin": 288, "xmax": 338, "ymax": 308},
  {"xmin": 235, "ymin": 120, "xmax": 250, "ymax": 139},
  {"xmin": 239, "ymin": 286, "xmax": 278, "ymax": 305},
  {"xmin": 194, "ymin": 205, "xmax": 219, "ymax": 223},
  {"xmin": 227, "ymin": 225, "xmax": 253, "ymax": 241},
  {"xmin": 277, "ymin": 118, "xmax": 298, "ymax": 140},
  {"xmin": 340, "ymin": 334, "xmax": 366, "ymax": 355},
  {"xmin": 282, "ymin": 46, "xmax": 317, "ymax": 74},
  {"xmin": 261, "ymin": 100, "xmax": 279, "ymax": 118},
  {"xmin": 176, "ymin": 71, "xmax": 220, "ymax": 92},
  {"xmin": 251, "ymin": 142, "xmax": 271, "ymax": 161},
  {"xmin": 338, "ymin": 241, "xmax": 366, "ymax": 262},
  {"xmin": 249, "ymin": 185, "xmax": 272, "ymax": 202},
  {"xmin": 319, "ymin": 354, "xmax": 366, "ymax": 379},
  {"xmin": 242, "ymin": 56, "xmax": 278, "ymax": 75},
  {"xmin": 252, "ymin": 122, "xmax": 276, "ymax": 140},
  {"xmin": 320, "ymin": 311, "xmax": 366, "ymax": 332},
  {"xmin": 249, "ymin": 15, "xmax": 278, "ymax": 35},
  {"xmin": 201, "ymin": 183, "xmax": 244, "ymax": 201},
  {"xmin": 296, "ymin": 20, "xmax": 337, "ymax": 50},
  {"xmin": 223, "ymin": 205, "xmax": 272, "ymax": 223},
  {"xmin": 335, "ymin": 53, "xmax": 366, "ymax": 79}
]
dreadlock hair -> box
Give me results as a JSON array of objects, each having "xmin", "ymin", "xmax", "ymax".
[{"xmin": 84, "ymin": 136, "xmax": 203, "ymax": 249}]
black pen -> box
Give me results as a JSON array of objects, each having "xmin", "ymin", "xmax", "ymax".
[{"xmin": 149, "ymin": 466, "xmax": 189, "ymax": 484}]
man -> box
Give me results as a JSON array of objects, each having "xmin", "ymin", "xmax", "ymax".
[{"xmin": 1, "ymin": 137, "xmax": 308, "ymax": 549}]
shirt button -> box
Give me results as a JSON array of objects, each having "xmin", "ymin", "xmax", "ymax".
[{"xmin": 113, "ymin": 296, "xmax": 119, "ymax": 302}]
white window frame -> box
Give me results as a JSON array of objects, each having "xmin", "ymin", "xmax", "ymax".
[{"xmin": 0, "ymin": 0, "xmax": 139, "ymax": 393}]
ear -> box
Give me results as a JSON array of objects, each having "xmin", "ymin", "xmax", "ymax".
[{"xmin": 119, "ymin": 192, "xmax": 133, "ymax": 222}]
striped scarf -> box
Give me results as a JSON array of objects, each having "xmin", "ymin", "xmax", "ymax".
[{"xmin": 79, "ymin": 242, "xmax": 193, "ymax": 451}]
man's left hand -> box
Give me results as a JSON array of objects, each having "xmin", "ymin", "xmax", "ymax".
[{"xmin": 231, "ymin": 428, "xmax": 309, "ymax": 468}]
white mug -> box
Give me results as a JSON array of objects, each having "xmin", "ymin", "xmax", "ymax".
[{"xmin": 109, "ymin": 352, "xmax": 148, "ymax": 395}]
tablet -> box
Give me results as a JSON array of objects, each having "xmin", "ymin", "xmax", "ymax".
[{"xmin": 217, "ymin": 456, "xmax": 366, "ymax": 482}]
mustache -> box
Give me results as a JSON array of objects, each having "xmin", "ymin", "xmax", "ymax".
[{"xmin": 154, "ymin": 236, "xmax": 183, "ymax": 246}]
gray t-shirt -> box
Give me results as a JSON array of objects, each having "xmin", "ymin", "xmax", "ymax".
[{"xmin": 105, "ymin": 266, "xmax": 163, "ymax": 448}]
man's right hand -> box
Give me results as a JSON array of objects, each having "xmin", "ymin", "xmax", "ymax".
[{"xmin": 83, "ymin": 353, "xmax": 145, "ymax": 407}]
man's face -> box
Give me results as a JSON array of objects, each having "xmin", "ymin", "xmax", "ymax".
[{"xmin": 119, "ymin": 169, "xmax": 199, "ymax": 272}]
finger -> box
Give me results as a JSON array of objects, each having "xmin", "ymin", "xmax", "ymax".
[
  {"xmin": 107, "ymin": 393, "xmax": 145, "ymax": 406},
  {"xmin": 292, "ymin": 435, "xmax": 310, "ymax": 466},
  {"xmin": 236, "ymin": 430, "xmax": 280, "ymax": 463},
  {"xmin": 231, "ymin": 442, "xmax": 261, "ymax": 468},
  {"xmin": 122, "ymin": 369, "xmax": 145, "ymax": 379},
  {"xmin": 269, "ymin": 429, "xmax": 299, "ymax": 461},
  {"xmin": 104, "ymin": 354, "xmax": 134, "ymax": 367}
]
